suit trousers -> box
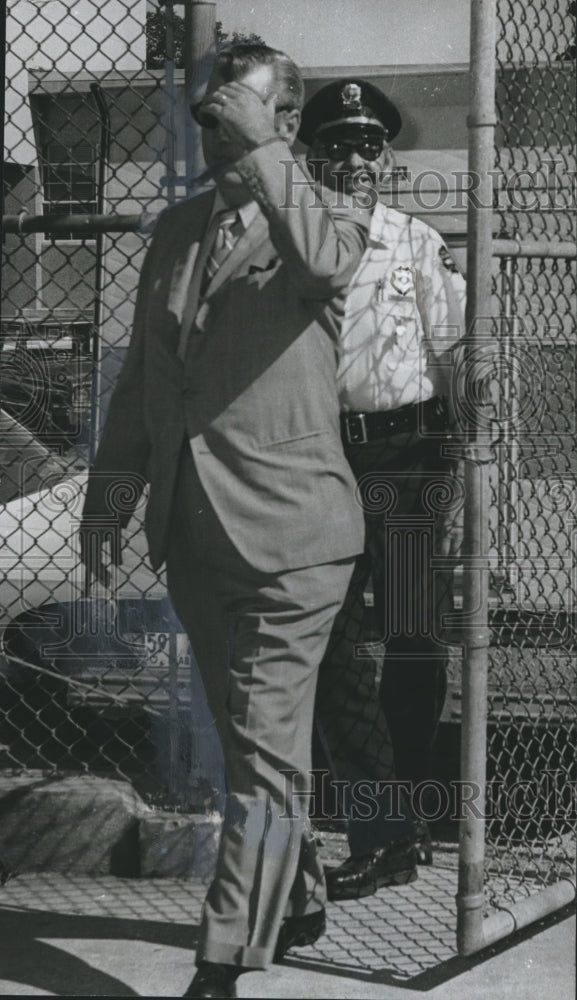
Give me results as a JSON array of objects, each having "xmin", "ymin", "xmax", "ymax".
[
  {"xmin": 166, "ymin": 444, "xmax": 355, "ymax": 969},
  {"xmin": 315, "ymin": 425, "xmax": 457, "ymax": 855}
]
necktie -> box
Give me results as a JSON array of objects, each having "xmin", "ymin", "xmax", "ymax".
[
  {"xmin": 201, "ymin": 209, "xmax": 241, "ymax": 294},
  {"xmin": 177, "ymin": 208, "xmax": 242, "ymax": 361}
]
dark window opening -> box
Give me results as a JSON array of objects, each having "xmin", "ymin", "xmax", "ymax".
[{"xmin": 40, "ymin": 139, "xmax": 97, "ymax": 240}]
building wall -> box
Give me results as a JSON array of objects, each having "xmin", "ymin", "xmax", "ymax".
[{"xmin": 4, "ymin": 0, "xmax": 147, "ymax": 163}]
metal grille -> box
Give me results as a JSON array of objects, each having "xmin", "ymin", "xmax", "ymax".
[{"xmin": 481, "ymin": 0, "xmax": 576, "ymax": 922}]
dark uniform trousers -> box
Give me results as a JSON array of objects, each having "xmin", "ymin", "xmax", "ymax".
[
  {"xmin": 315, "ymin": 419, "xmax": 457, "ymax": 856},
  {"xmin": 166, "ymin": 445, "xmax": 355, "ymax": 969}
]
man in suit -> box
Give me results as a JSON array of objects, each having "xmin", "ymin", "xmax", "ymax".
[
  {"xmin": 81, "ymin": 46, "xmax": 370, "ymax": 999},
  {"xmin": 300, "ymin": 79, "xmax": 466, "ymax": 901}
]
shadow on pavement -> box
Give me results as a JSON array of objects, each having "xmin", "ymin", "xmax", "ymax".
[
  {"xmin": 281, "ymin": 899, "xmax": 575, "ymax": 990},
  {"xmin": 0, "ymin": 894, "xmax": 198, "ymax": 996}
]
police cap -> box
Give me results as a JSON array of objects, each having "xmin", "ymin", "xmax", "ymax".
[{"xmin": 299, "ymin": 78, "xmax": 402, "ymax": 145}]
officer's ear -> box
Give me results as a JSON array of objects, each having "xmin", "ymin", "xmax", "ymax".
[{"xmin": 275, "ymin": 108, "xmax": 301, "ymax": 146}]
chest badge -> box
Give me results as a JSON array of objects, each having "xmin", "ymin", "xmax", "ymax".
[{"xmin": 390, "ymin": 265, "xmax": 414, "ymax": 296}]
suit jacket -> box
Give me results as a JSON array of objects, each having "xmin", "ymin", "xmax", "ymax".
[{"xmin": 84, "ymin": 143, "xmax": 368, "ymax": 573}]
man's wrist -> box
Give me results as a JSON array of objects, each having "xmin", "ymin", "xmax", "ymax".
[{"xmin": 238, "ymin": 134, "xmax": 285, "ymax": 157}]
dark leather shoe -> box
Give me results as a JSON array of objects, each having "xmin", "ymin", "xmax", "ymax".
[
  {"xmin": 413, "ymin": 821, "xmax": 434, "ymax": 866},
  {"xmin": 274, "ymin": 908, "xmax": 326, "ymax": 962},
  {"xmin": 325, "ymin": 840, "xmax": 418, "ymax": 901},
  {"xmin": 183, "ymin": 962, "xmax": 238, "ymax": 998}
]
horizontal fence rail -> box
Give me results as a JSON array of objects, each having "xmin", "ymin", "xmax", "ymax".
[
  {"xmin": 9, "ymin": 215, "xmax": 577, "ymax": 252},
  {"xmin": 2, "ymin": 214, "xmax": 144, "ymax": 236}
]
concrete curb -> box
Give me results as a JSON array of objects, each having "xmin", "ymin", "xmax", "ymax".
[
  {"xmin": 0, "ymin": 772, "xmax": 221, "ymax": 880},
  {"xmin": 139, "ymin": 810, "xmax": 221, "ymax": 880}
]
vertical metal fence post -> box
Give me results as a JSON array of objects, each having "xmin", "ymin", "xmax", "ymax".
[
  {"xmin": 168, "ymin": 630, "xmax": 180, "ymax": 799},
  {"xmin": 164, "ymin": 0, "xmax": 178, "ymax": 206},
  {"xmin": 88, "ymin": 83, "xmax": 111, "ymax": 460},
  {"xmin": 496, "ymin": 256, "xmax": 519, "ymax": 591},
  {"xmin": 457, "ymin": 0, "xmax": 498, "ymax": 956},
  {"xmin": 183, "ymin": 0, "xmax": 216, "ymax": 195}
]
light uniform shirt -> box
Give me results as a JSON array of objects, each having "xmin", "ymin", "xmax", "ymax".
[{"xmin": 337, "ymin": 202, "xmax": 466, "ymax": 413}]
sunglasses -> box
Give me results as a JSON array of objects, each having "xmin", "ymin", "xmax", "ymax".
[
  {"xmin": 191, "ymin": 100, "xmax": 294, "ymax": 130},
  {"xmin": 316, "ymin": 138, "xmax": 385, "ymax": 161}
]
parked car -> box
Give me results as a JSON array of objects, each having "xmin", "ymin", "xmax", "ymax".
[
  {"xmin": 1, "ymin": 319, "xmax": 93, "ymax": 448},
  {"xmin": 0, "ymin": 412, "xmax": 180, "ymax": 711},
  {"xmin": 0, "ymin": 411, "xmax": 162, "ymax": 624},
  {"xmin": 0, "ymin": 414, "xmax": 221, "ymax": 800}
]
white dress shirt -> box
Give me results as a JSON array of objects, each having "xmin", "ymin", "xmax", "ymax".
[{"xmin": 210, "ymin": 191, "xmax": 260, "ymax": 233}]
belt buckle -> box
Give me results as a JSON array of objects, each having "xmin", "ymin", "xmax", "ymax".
[{"xmin": 346, "ymin": 412, "xmax": 368, "ymax": 444}]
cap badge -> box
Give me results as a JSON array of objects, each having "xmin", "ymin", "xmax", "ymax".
[
  {"xmin": 390, "ymin": 266, "xmax": 414, "ymax": 296},
  {"xmin": 340, "ymin": 82, "xmax": 363, "ymax": 111}
]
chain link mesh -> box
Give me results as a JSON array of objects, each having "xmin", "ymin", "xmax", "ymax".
[
  {"xmin": 481, "ymin": 0, "xmax": 576, "ymax": 913},
  {"xmin": 1, "ymin": 0, "xmax": 575, "ymax": 946},
  {"xmin": 1, "ymin": 0, "xmax": 208, "ymax": 811}
]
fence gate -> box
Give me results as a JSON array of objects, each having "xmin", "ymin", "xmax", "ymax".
[{"xmin": 456, "ymin": 0, "xmax": 576, "ymax": 955}]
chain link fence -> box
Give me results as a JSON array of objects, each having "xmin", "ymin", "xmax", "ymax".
[
  {"xmin": 453, "ymin": 0, "xmax": 576, "ymax": 949},
  {"xmin": 1, "ymin": 0, "xmax": 214, "ymax": 811},
  {"xmin": 1, "ymin": 0, "xmax": 575, "ymax": 962}
]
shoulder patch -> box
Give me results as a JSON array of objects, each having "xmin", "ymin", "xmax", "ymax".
[{"xmin": 439, "ymin": 244, "xmax": 459, "ymax": 274}]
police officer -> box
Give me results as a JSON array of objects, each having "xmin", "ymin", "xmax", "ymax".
[{"xmin": 301, "ymin": 79, "xmax": 466, "ymax": 901}]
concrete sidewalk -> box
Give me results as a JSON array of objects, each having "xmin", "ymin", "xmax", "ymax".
[{"xmin": 0, "ymin": 868, "xmax": 573, "ymax": 998}]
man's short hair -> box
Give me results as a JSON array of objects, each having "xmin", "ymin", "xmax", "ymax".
[{"xmin": 215, "ymin": 44, "xmax": 305, "ymax": 111}]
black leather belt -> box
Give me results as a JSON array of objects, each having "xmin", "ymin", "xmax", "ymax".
[{"xmin": 340, "ymin": 396, "xmax": 449, "ymax": 445}]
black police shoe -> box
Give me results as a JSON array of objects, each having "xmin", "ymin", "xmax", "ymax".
[
  {"xmin": 413, "ymin": 820, "xmax": 434, "ymax": 866},
  {"xmin": 274, "ymin": 908, "xmax": 327, "ymax": 962},
  {"xmin": 325, "ymin": 840, "xmax": 418, "ymax": 901},
  {"xmin": 183, "ymin": 962, "xmax": 239, "ymax": 998}
]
